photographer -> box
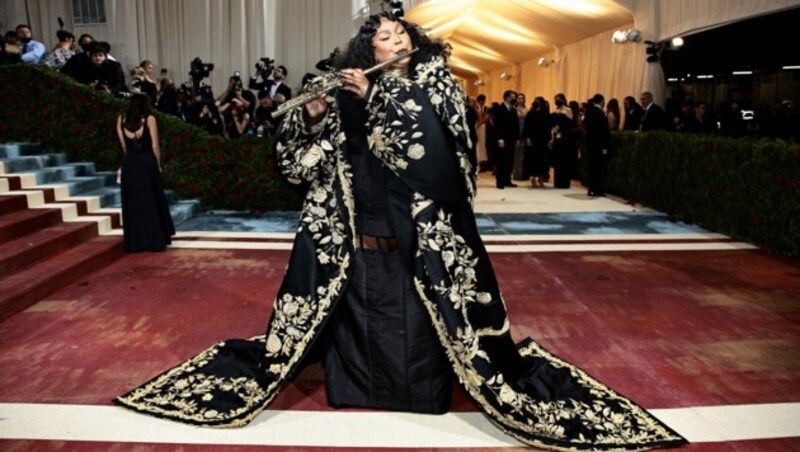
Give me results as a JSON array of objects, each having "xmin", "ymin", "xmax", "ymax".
[
  {"xmin": 61, "ymin": 41, "xmax": 127, "ymax": 96},
  {"xmin": 219, "ymin": 96, "xmax": 251, "ymax": 139},
  {"xmin": 248, "ymin": 57, "xmax": 274, "ymax": 91},
  {"xmin": 217, "ymin": 72, "xmax": 255, "ymax": 116},
  {"xmin": 252, "ymin": 90, "xmax": 276, "ymax": 137},
  {"xmin": 197, "ymin": 102, "xmax": 224, "ymax": 136}
]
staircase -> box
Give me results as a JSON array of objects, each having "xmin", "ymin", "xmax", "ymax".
[{"xmin": 0, "ymin": 142, "xmax": 199, "ymax": 322}]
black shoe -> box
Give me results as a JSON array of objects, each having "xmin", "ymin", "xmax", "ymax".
[
  {"xmin": 506, "ymin": 183, "xmax": 517, "ymax": 187},
  {"xmin": 496, "ymin": 184, "xmax": 505, "ymax": 189}
]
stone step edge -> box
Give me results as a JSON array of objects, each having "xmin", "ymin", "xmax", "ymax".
[{"xmin": 0, "ymin": 178, "xmax": 122, "ymax": 234}]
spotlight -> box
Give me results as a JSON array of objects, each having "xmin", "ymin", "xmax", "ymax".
[
  {"xmin": 671, "ymin": 36, "xmax": 684, "ymax": 48},
  {"xmin": 611, "ymin": 28, "xmax": 642, "ymax": 44},
  {"xmin": 536, "ymin": 57, "xmax": 554, "ymax": 68},
  {"xmin": 611, "ymin": 30, "xmax": 627, "ymax": 43},
  {"xmin": 626, "ymin": 29, "xmax": 641, "ymax": 43},
  {"xmin": 499, "ymin": 72, "xmax": 513, "ymax": 80},
  {"xmin": 474, "ymin": 79, "xmax": 485, "ymax": 86}
]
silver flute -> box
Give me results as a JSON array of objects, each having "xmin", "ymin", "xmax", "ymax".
[{"xmin": 272, "ymin": 48, "xmax": 419, "ymax": 118}]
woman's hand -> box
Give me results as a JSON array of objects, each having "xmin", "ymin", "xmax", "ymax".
[{"xmin": 340, "ymin": 68, "xmax": 369, "ymax": 99}]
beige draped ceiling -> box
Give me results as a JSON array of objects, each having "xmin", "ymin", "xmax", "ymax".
[
  {"xmin": 406, "ymin": 0, "xmax": 800, "ymax": 105},
  {"xmin": 5, "ymin": 0, "xmax": 799, "ymax": 103}
]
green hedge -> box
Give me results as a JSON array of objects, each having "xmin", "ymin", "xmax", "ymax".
[
  {"xmin": 606, "ymin": 131, "xmax": 800, "ymax": 257},
  {"xmin": 0, "ymin": 64, "xmax": 302, "ymax": 211}
]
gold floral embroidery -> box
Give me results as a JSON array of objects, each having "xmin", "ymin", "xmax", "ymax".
[{"xmin": 411, "ymin": 197, "xmax": 682, "ymax": 449}]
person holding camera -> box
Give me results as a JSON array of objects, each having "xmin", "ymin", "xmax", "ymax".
[
  {"xmin": 252, "ymin": 90, "xmax": 276, "ymax": 137},
  {"xmin": 196, "ymin": 102, "xmax": 224, "ymax": 136},
  {"xmin": 217, "ymin": 73, "xmax": 256, "ymax": 139},
  {"xmin": 217, "ymin": 73, "xmax": 255, "ymax": 113},
  {"xmin": 248, "ymin": 57, "xmax": 274, "ymax": 91},
  {"xmin": 219, "ymin": 98, "xmax": 251, "ymax": 139}
]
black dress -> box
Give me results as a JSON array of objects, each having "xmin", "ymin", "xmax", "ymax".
[
  {"xmin": 320, "ymin": 93, "xmax": 452, "ymax": 413},
  {"xmin": 120, "ymin": 116, "xmax": 175, "ymax": 252}
]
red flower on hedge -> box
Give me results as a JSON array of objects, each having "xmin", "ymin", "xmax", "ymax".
[{"xmin": 42, "ymin": 108, "xmax": 49, "ymax": 117}]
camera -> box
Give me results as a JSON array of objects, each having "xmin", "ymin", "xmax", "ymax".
[
  {"xmin": 131, "ymin": 78, "xmax": 142, "ymax": 89},
  {"xmin": 189, "ymin": 57, "xmax": 214, "ymax": 80},
  {"xmin": 255, "ymin": 57, "xmax": 274, "ymax": 75},
  {"xmin": 231, "ymin": 71, "xmax": 243, "ymax": 90}
]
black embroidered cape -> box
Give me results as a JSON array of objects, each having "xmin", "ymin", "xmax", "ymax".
[{"xmin": 116, "ymin": 57, "xmax": 687, "ymax": 451}]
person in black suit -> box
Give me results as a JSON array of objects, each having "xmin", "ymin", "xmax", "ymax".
[
  {"xmin": 639, "ymin": 91, "xmax": 665, "ymax": 132},
  {"xmin": 622, "ymin": 96, "xmax": 644, "ymax": 131},
  {"xmin": 492, "ymin": 90, "xmax": 519, "ymax": 188},
  {"xmin": 267, "ymin": 65, "xmax": 292, "ymax": 100},
  {"xmin": 61, "ymin": 41, "xmax": 127, "ymax": 96},
  {"xmin": 465, "ymin": 96, "xmax": 479, "ymax": 173},
  {"xmin": 583, "ymin": 93, "xmax": 611, "ymax": 197}
]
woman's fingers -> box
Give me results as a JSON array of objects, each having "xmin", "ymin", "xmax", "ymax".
[{"xmin": 340, "ymin": 68, "xmax": 367, "ymax": 98}]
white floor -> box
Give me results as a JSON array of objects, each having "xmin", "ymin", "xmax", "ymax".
[
  {"xmin": 2, "ymin": 402, "xmax": 799, "ymax": 447},
  {"xmin": 472, "ymin": 173, "xmax": 644, "ymax": 214}
]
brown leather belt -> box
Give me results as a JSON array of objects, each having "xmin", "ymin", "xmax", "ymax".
[{"xmin": 356, "ymin": 234, "xmax": 399, "ymax": 253}]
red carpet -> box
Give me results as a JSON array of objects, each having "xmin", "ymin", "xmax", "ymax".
[{"xmin": 0, "ymin": 247, "xmax": 799, "ymax": 450}]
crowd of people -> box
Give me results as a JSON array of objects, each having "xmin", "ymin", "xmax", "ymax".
[
  {"xmin": 2, "ymin": 22, "xmax": 797, "ymax": 145},
  {"xmin": 465, "ymin": 86, "xmax": 798, "ymax": 197},
  {"xmin": 0, "ymin": 23, "xmax": 297, "ymax": 140}
]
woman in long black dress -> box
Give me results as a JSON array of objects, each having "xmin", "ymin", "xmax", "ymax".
[
  {"xmin": 116, "ymin": 13, "xmax": 685, "ymax": 450},
  {"xmin": 116, "ymin": 94, "xmax": 175, "ymax": 252}
]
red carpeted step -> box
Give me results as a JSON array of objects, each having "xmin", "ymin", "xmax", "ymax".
[
  {"xmin": 0, "ymin": 188, "xmax": 122, "ymax": 230},
  {"xmin": 0, "ymin": 208, "xmax": 64, "ymax": 244},
  {"xmin": 0, "ymin": 235, "xmax": 123, "ymax": 322},
  {"xmin": 0, "ymin": 221, "xmax": 99, "ymax": 278},
  {"xmin": 0, "ymin": 194, "xmax": 29, "ymax": 215},
  {"xmin": 58, "ymin": 199, "xmax": 122, "ymax": 229},
  {"xmin": 0, "ymin": 175, "xmax": 24, "ymax": 191}
]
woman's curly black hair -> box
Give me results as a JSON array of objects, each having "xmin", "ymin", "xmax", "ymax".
[{"xmin": 334, "ymin": 11, "xmax": 450, "ymax": 77}]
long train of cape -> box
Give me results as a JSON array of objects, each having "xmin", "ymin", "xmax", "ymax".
[{"xmin": 116, "ymin": 57, "xmax": 687, "ymax": 450}]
